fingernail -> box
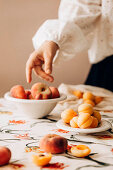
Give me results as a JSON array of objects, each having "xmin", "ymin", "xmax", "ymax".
[{"xmin": 46, "ymin": 69, "xmax": 51, "ymax": 74}]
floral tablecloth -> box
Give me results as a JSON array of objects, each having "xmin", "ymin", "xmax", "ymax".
[{"xmin": 1, "ymin": 84, "xmax": 113, "ymax": 170}]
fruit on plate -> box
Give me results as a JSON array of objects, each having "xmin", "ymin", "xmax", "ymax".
[
  {"xmin": 71, "ymin": 145, "xmax": 91, "ymax": 157},
  {"xmin": 77, "ymin": 113, "xmax": 93, "ymax": 129},
  {"xmin": 31, "ymin": 83, "xmax": 52, "ymax": 100},
  {"xmin": 49, "ymin": 87, "xmax": 60, "ymax": 99},
  {"xmin": 78, "ymin": 103, "xmax": 93, "ymax": 115},
  {"xmin": 10, "ymin": 85, "xmax": 27, "ymax": 99},
  {"xmin": 0, "ymin": 146, "xmax": 11, "ymax": 166},
  {"xmin": 94, "ymin": 96, "xmax": 103, "ymax": 104},
  {"xmin": 83, "ymin": 92, "xmax": 95, "ymax": 101},
  {"xmin": 70, "ymin": 116, "xmax": 79, "ymax": 128},
  {"xmin": 39, "ymin": 134, "xmax": 68, "ymax": 154},
  {"xmin": 32, "ymin": 153, "xmax": 52, "ymax": 166},
  {"xmin": 83, "ymin": 99, "xmax": 95, "ymax": 107},
  {"xmin": 73, "ymin": 90, "xmax": 83, "ymax": 99},
  {"xmin": 92, "ymin": 111, "xmax": 101, "ymax": 123},
  {"xmin": 61, "ymin": 109, "xmax": 77, "ymax": 123},
  {"xmin": 90, "ymin": 116, "xmax": 98, "ymax": 128}
]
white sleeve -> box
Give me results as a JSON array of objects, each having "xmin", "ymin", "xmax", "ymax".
[{"xmin": 32, "ymin": 0, "xmax": 101, "ymax": 64}]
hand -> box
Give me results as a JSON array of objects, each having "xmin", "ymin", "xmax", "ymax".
[{"xmin": 26, "ymin": 41, "xmax": 59, "ymax": 83}]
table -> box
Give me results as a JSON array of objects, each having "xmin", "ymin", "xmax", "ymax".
[{"xmin": 0, "ymin": 97, "xmax": 113, "ymax": 170}]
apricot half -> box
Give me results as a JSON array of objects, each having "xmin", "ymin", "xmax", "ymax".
[
  {"xmin": 71, "ymin": 145, "xmax": 91, "ymax": 157},
  {"xmin": 32, "ymin": 153, "xmax": 52, "ymax": 166}
]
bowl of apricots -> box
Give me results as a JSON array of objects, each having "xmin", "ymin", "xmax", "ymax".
[
  {"xmin": 56, "ymin": 103, "xmax": 112, "ymax": 134},
  {"xmin": 4, "ymin": 82, "xmax": 66, "ymax": 118}
]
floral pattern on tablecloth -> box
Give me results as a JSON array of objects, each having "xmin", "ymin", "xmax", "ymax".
[{"xmin": 0, "ymin": 98, "xmax": 113, "ymax": 170}]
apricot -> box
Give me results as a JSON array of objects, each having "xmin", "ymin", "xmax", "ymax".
[
  {"xmin": 71, "ymin": 145, "xmax": 91, "ymax": 157},
  {"xmin": 94, "ymin": 96, "xmax": 103, "ymax": 104},
  {"xmin": 77, "ymin": 113, "xmax": 93, "ymax": 129},
  {"xmin": 90, "ymin": 116, "xmax": 98, "ymax": 128},
  {"xmin": 61, "ymin": 109, "xmax": 78, "ymax": 123},
  {"xmin": 39, "ymin": 134, "xmax": 68, "ymax": 154},
  {"xmin": 78, "ymin": 104, "xmax": 93, "ymax": 115},
  {"xmin": 31, "ymin": 83, "xmax": 52, "ymax": 100},
  {"xmin": 0, "ymin": 146, "xmax": 11, "ymax": 166},
  {"xmin": 83, "ymin": 99, "xmax": 95, "ymax": 107},
  {"xmin": 92, "ymin": 111, "xmax": 101, "ymax": 123},
  {"xmin": 32, "ymin": 153, "xmax": 52, "ymax": 166},
  {"xmin": 10, "ymin": 85, "xmax": 27, "ymax": 99},
  {"xmin": 73, "ymin": 90, "xmax": 83, "ymax": 99},
  {"xmin": 49, "ymin": 87, "xmax": 60, "ymax": 99},
  {"xmin": 70, "ymin": 116, "xmax": 79, "ymax": 128},
  {"xmin": 83, "ymin": 92, "xmax": 95, "ymax": 101}
]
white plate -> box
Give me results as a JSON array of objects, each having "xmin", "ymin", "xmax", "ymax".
[{"xmin": 56, "ymin": 119, "xmax": 112, "ymax": 134}]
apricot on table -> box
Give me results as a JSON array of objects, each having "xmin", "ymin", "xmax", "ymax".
[
  {"xmin": 83, "ymin": 92, "xmax": 95, "ymax": 101},
  {"xmin": 83, "ymin": 99, "xmax": 95, "ymax": 107},
  {"xmin": 71, "ymin": 145, "xmax": 91, "ymax": 157},
  {"xmin": 78, "ymin": 103, "xmax": 93, "ymax": 115},
  {"xmin": 77, "ymin": 113, "xmax": 93, "ymax": 129},
  {"xmin": 0, "ymin": 146, "xmax": 11, "ymax": 166},
  {"xmin": 32, "ymin": 153, "xmax": 52, "ymax": 166},
  {"xmin": 70, "ymin": 116, "xmax": 79, "ymax": 128},
  {"xmin": 39, "ymin": 134, "xmax": 68, "ymax": 154},
  {"xmin": 10, "ymin": 85, "xmax": 27, "ymax": 99},
  {"xmin": 94, "ymin": 96, "xmax": 103, "ymax": 104},
  {"xmin": 61, "ymin": 109, "xmax": 78, "ymax": 123},
  {"xmin": 73, "ymin": 90, "xmax": 83, "ymax": 99}
]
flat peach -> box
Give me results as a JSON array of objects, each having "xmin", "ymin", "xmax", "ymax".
[
  {"xmin": 83, "ymin": 92, "xmax": 95, "ymax": 101},
  {"xmin": 78, "ymin": 104, "xmax": 93, "ymax": 115},
  {"xmin": 94, "ymin": 96, "xmax": 103, "ymax": 104},
  {"xmin": 84, "ymin": 99, "xmax": 95, "ymax": 107},
  {"xmin": 32, "ymin": 153, "xmax": 52, "ymax": 166},
  {"xmin": 70, "ymin": 116, "xmax": 79, "ymax": 128},
  {"xmin": 61, "ymin": 109, "xmax": 77, "ymax": 123},
  {"xmin": 77, "ymin": 113, "xmax": 93, "ymax": 129},
  {"xmin": 71, "ymin": 145, "xmax": 91, "ymax": 157},
  {"xmin": 92, "ymin": 111, "xmax": 101, "ymax": 123},
  {"xmin": 73, "ymin": 90, "xmax": 83, "ymax": 99},
  {"xmin": 90, "ymin": 116, "xmax": 98, "ymax": 128}
]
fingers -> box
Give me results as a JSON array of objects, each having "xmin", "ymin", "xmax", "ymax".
[
  {"xmin": 26, "ymin": 62, "xmax": 33, "ymax": 83},
  {"xmin": 34, "ymin": 65, "xmax": 54, "ymax": 82},
  {"xmin": 44, "ymin": 53, "xmax": 53, "ymax": 74}
]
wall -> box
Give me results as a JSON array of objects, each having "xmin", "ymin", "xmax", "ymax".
[{"xmin": 0, "ymin": 0, "xmax": 91, "ymax": 96}]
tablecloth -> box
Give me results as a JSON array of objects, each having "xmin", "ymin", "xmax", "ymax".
[{"xmin": 0, "ymin": 84, "xmax": 113, "ymax": 170}]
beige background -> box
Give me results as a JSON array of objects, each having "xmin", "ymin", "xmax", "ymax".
[{"xmin": 0, "ymin": 0, "xmax": 91, "ymax": 97}]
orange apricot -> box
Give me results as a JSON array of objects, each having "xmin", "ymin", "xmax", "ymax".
[
  {"xmin": 83, "ymin": 92, "xmax": 95, "ymax": 101},
  {"xmin": 70, "ymin": 116, "xmax": 79, "ymax": 128},
  {"xmin": 78, "ymin": 104, "xmax": 93, "ymax": 115},
  {"xmin": 71, "ymin": 145, "xmax": 91, "ymax": 157},
  {"xmin": 73, "ymin": 90, "xmax": 83, "ymax": 99},
  {"xmin": 32, "ymin": 153, "xmax": 52, "ymax": 166},
  {"xmin": 61, "ymin": 109, "xmax": 77, "ymax": 123}
]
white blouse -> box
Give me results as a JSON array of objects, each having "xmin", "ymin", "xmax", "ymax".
[{"xmin": 32, "ymin": 0, "xmax": 113, "ymax": 64}]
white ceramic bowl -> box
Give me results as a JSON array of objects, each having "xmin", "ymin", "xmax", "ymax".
[{"xmin": 4, "ymin": 92, "xmax": 66, "ymax": 119}]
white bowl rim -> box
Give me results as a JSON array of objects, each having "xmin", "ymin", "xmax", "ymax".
[{"xmin": 4, "ymin": 92, "xmax": 67, "ymax": 103}]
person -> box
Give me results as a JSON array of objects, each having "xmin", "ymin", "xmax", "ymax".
[{"xmin": 26, "ymin": 0, "xmax": 113, "ymax": 91}]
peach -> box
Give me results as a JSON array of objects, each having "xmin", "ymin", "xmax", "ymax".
[
  {"xmin": 73, "ymin": 90, "xmax": 83, "ymax": 99},
  {"xmin": 92, "ymin": 111, "xmax": 101, "ymax": 123},
  {"xmin": 31, "ymin": 83, "xmax": 52, "ymax": 100},
  {"xmin": 83, "ymin": 92, "xmax": 95, "ymax": 101},
  {"xmin": 61, "ymin": 109, "xmax": 78, "ymax": 123},
  {"xmin": 39, "ymin": 134, "xmax": 68, "ymax": 154},
  {"xmin": 83, "ymin": 99, "xmax": 95, "ymax": 107},
  {"xmin": 32, "ymin": 153, "xmax": 52, "ymax": 166},
  {"xmin": 0, "ymin": 146, "xmax": 11, "ymax": 166},
  {"xmin": 77, "ymin": 113, "xmax": 93, "ymax": 129},
  {"xmin": 49, "ymin": 87, "xmax": 60, "ymax": 99},
  {"xmin": 10, "ymin": 85, "xmax": 27, "ymax": 99},
  {"xmin": 94, "ymin": 96, "xmax": 103, "ymax": 104},
  {"xmin": 70, "ymin": 116, "xmax": 79, "ymax": 128},
  {"xmin": 90, "ymin": 116, "xmax": 98, "ymax": 128},
  {"xmin": 25, "ymin": 90, "xmax": 31, "ymax": 99},
  {"xmin": 78, "ymin": 103, "xmax": 93, "ymax": 115},
  {"xmin": 28, "ymin": 94, "xmax": 34, "ymax": 100},
  {"xmin": 71, "ymin": 145, "xmax": 91, "ymax": 157}
]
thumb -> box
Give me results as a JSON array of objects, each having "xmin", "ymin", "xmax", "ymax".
[{"xmin": 44, "ymin": 53, "xmax": 53, "ymax": 74}]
